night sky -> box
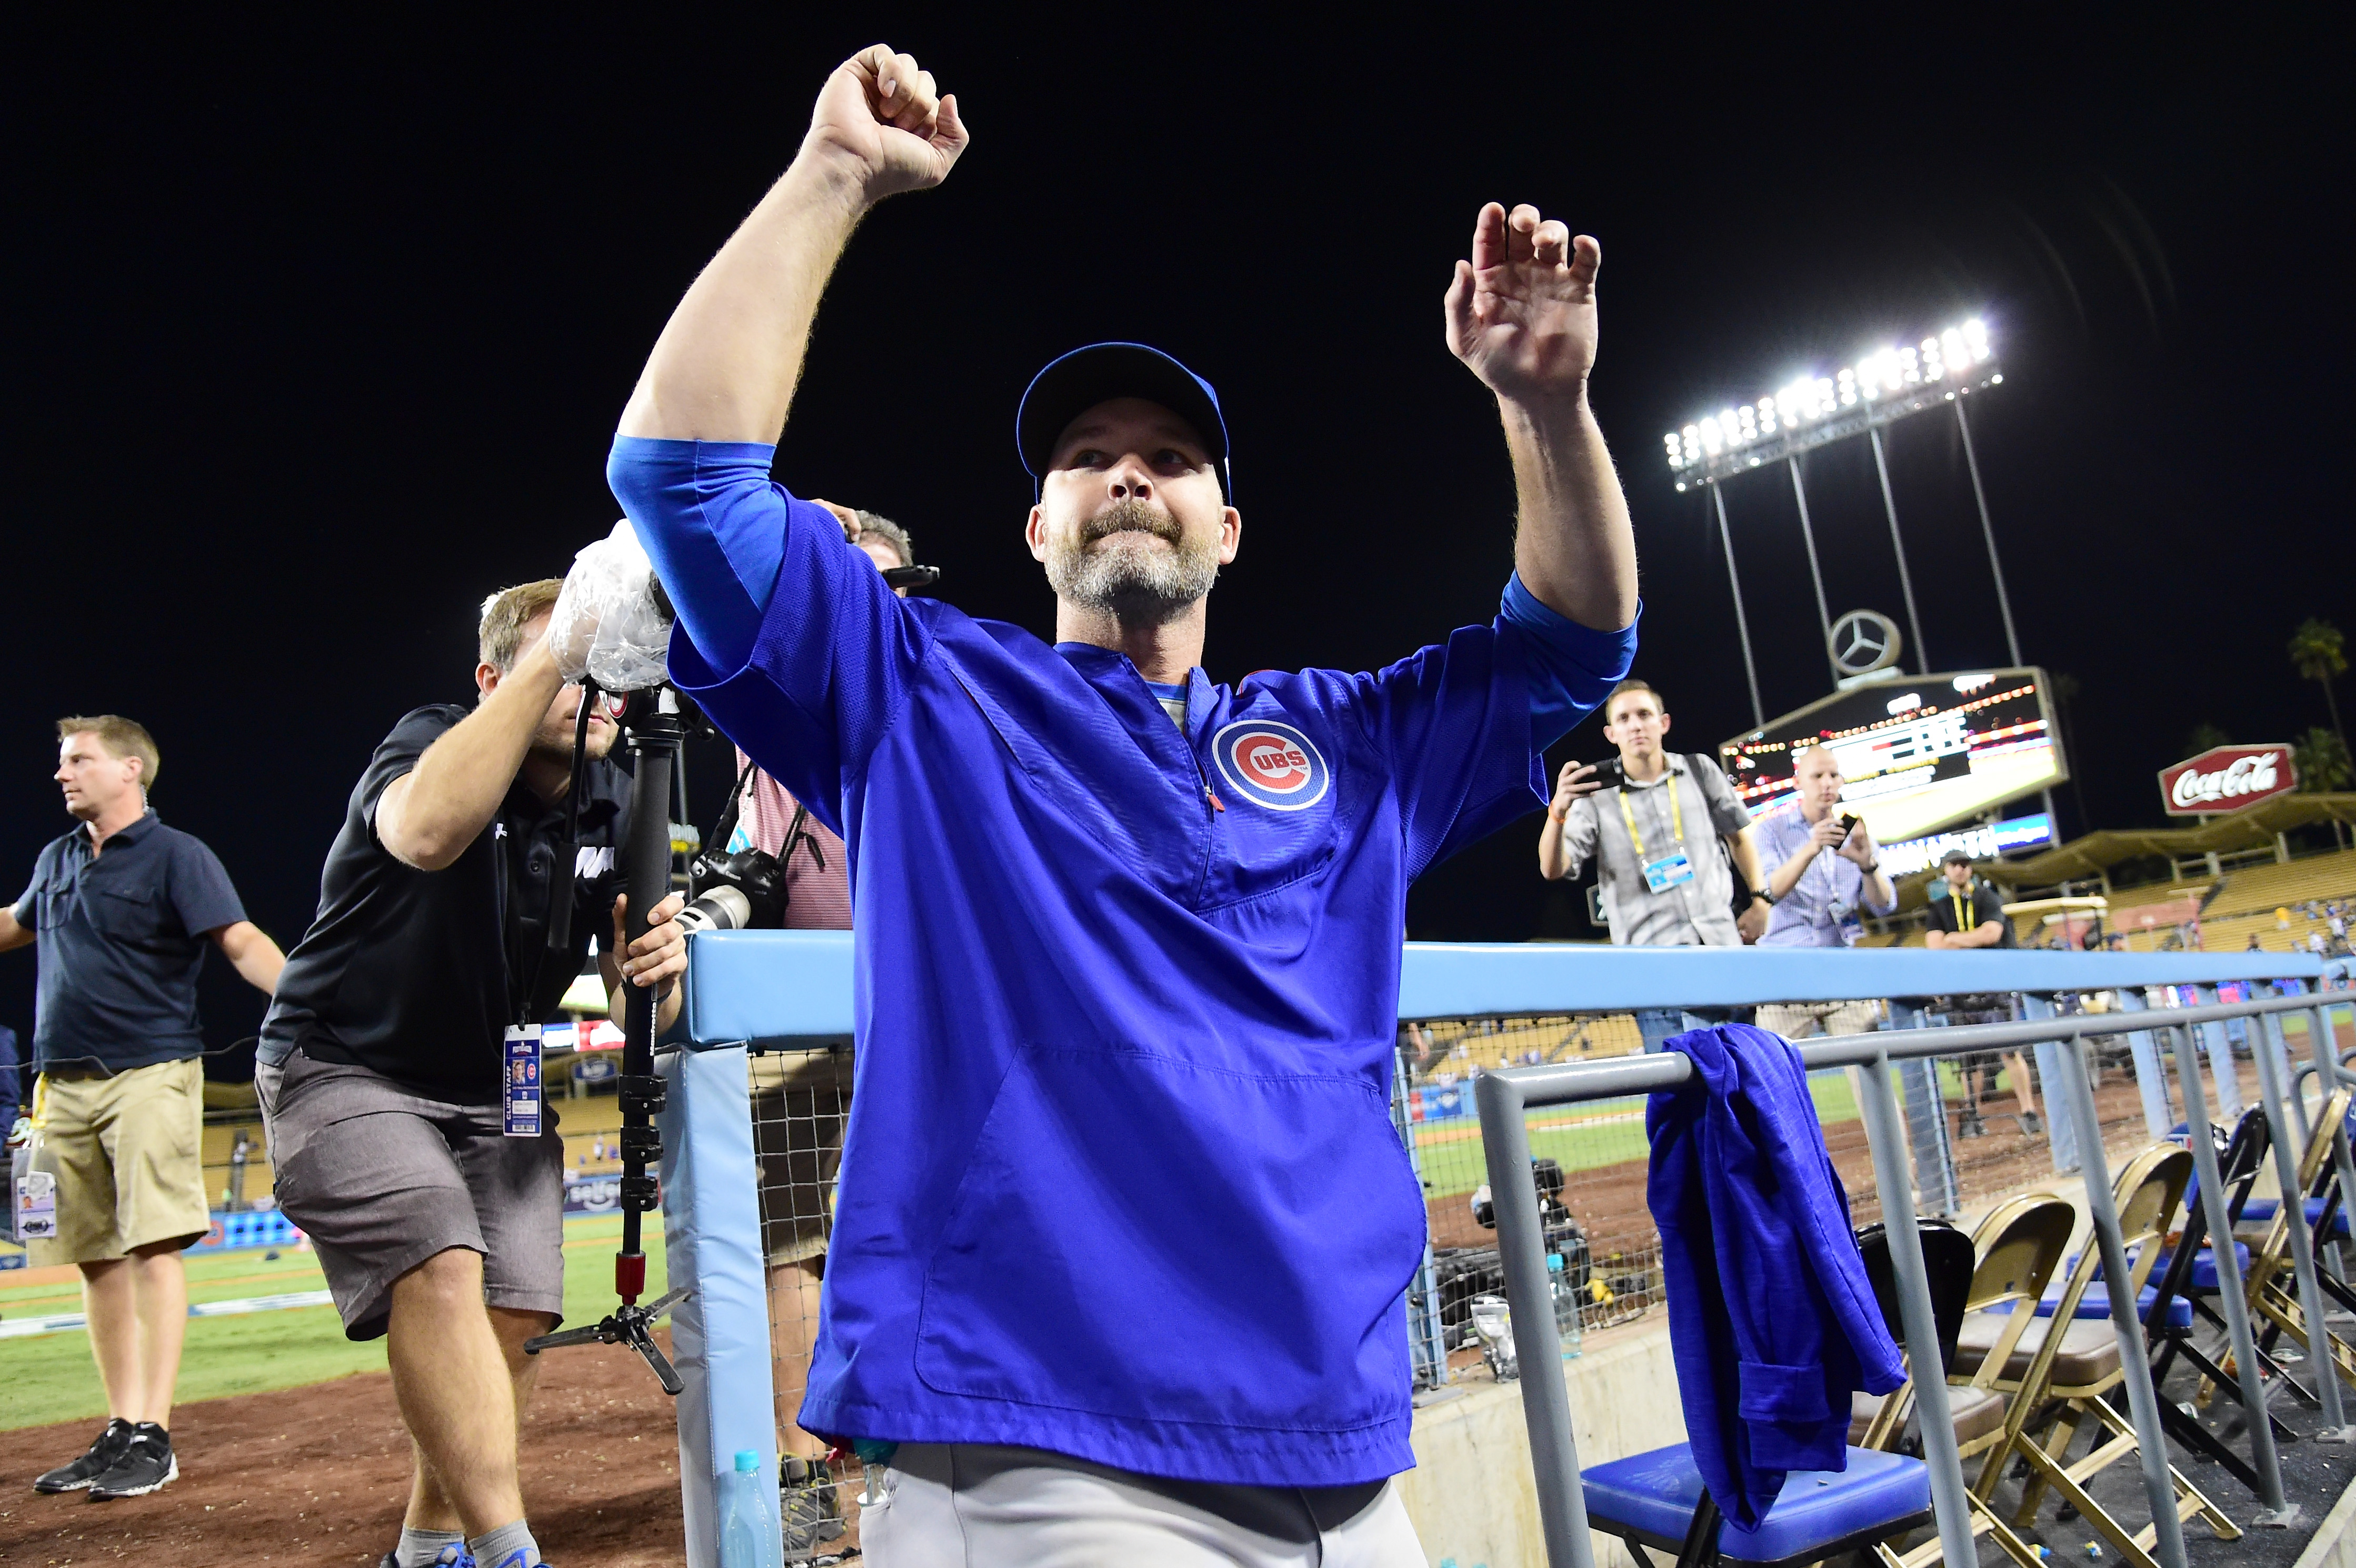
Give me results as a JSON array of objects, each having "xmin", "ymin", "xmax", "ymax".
[{"xmin": 7, "ymin": 16, "xmax": 2341, "ymax": 1068}]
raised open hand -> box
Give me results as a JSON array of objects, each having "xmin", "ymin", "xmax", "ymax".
[
  {"xmin": 805, "ymin": 44, "xmax": 969, "ymax": 202},
  {"xmin": 1445, "ymin": 203, "xmax": 1601, "ymax": 404}
]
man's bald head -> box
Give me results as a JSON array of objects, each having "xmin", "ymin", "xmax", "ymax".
[{"xmin": 1793, "ymin": 745, "xmax": 1845, "ymax": 820}]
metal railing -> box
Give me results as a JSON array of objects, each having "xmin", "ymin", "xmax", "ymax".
[{"xmin": 1475, "ymin": 979, "xmax": 2352, "ymax": 1568}]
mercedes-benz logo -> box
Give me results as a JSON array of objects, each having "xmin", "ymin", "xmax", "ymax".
[{"xmin": 1829, "ymin": 610, "xmax": 1903, "ymax": 677}]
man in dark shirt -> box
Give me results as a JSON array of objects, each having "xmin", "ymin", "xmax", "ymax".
[
  {"xmin": 1924, "ymin": 848, "xmax": 2015, "ymax": 950},
  {"xmin": 1924, "ymin": 847, "xmax": 2040, "ymax": 1133},
  {"xmin": 1, "ymin": 714, "xmax": 285, "ymax": 1501},
  {"xmin": 257, "ymin": 581, "xmax": 688, "ymax": 1568}
]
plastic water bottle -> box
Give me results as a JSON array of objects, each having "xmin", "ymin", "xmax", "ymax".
[
  {"xmin": 718, "ymin": 1449, "xmax": 782, "ymax": 1568},
  {"xmin": 1547, "ymin": 1254, "xmax": 1583, "ymax": 1360}
]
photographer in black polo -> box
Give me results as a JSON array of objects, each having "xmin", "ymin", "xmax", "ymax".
[{"xmin": 256, "ymin": 580, "xmax": 687, "ymax": 1568}]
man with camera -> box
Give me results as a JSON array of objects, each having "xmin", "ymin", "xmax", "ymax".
[
  {"xmin": 255, "ymin": 581, "xmax": 689, "ymax": 1568},
  {"xmin": 4, "ymin": 715, "xmax": 286, "ymax": 1503},
  {"xmin": 1537, "ymin": 680, "xmax": 1765, "ymax": 1051},
  {"xmin": 606, "ymin": 43, "xmax": 1638, "ymax": 1564},
  {"xmin": 1754, "ymin": 745, "xmax": 1896, "ymax": 947}
]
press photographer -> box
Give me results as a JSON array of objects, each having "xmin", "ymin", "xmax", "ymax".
[
  {"xmin": 1754, "ymin": 744, "xmax": 1896, "ymax": 947},
  {"xmin": 253, "ymin": 553, "xmax": 688, "ymax": 1568},
  {"xmin": 1538, "ymin": 679, "xmax": 1765, "ymax": 1051}
]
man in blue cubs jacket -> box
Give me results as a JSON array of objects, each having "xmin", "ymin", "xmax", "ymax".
[{"xmin": 608, "ymin": 44, "xmax": 1639, "ymax": 1565}]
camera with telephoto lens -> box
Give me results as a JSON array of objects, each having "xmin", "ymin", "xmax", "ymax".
[{"xmin": 676, "ymin": 845, "xmax": 788, "ymax": 936}]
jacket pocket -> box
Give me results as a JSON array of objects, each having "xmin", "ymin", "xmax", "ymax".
[
  {"xmin": 1736, "ymin": 1359, "xmax": 1832, "ymax": 1424},
  {"xmin": 914, "ymin": 1044, "xmax": 1425, "ymax": 1432}
]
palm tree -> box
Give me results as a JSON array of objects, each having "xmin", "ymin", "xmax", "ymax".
[
  {"xmin": 2295, "ymin": 727, "xmax": 2353, "ymax": 794},
  {"xmin": 2290, "ymin": 618, "xmax": 2348, "ymax": 749},
  {"xmin": 2182, "ymin": 722, "xmax": 2232, "ymax": 757}
]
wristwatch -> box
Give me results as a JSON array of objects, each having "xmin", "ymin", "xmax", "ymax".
[
  {"xmin": 1753, "ymin": 890, "xmax": 1776, "ymax": 906},
  {"xmin": 1862, "ymin": 861, "xmax": 1881, "ymax": 874}
]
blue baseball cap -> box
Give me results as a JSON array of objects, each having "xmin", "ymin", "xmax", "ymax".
[{"xmin": 1016, "ymin": 343, "xmax": 1230, "ymax": 498}]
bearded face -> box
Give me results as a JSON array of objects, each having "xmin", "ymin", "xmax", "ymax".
[
  {"xmin": 1043, "ymin": 497, "xmax": 1222, "ymax": 622},
  {"xmin": 1029, "ymin": 396, "xmax": 1239, "ymax": 628}
]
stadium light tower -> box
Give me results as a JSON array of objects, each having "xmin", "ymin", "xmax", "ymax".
[{"xmin": 1663, "ymin": 319, "xmax": 2010, "ymax": 682}]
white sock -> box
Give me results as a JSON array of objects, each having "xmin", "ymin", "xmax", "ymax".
[
  {"xmin": 396, "ymin": 1526, "xmax": 466, "ymax": 1567},
  {"xmin": 468, "ymin": 1519, "xmax": 541, "ymax": 1568}
]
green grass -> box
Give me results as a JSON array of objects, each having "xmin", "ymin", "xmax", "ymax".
[
  {"xmin": 1413, "ymin": 1065, "xmax": 1873, "ymax": 1199},
  {"xmin": 0, "ymin": 1215, "xmax": 666, "ymax": 1432}
]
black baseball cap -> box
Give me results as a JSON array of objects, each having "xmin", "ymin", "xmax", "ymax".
[
  {"xmin": 1941, "ymin": 847, "xmax": 1975, "ymax": 866},
  {"xmin": 1017, "ymin": 343, "xmax": 1230, "ymax": 498}
]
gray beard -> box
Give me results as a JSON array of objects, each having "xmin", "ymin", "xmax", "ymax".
[{"xmin": 1044, "ymin": 500, "xmax": 1219, "ymax": 623}]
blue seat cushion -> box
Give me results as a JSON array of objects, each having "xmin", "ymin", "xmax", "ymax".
[
  {"xmin": 2075, "ymin": 1241, "xmax": 2251, "ymax": 1293},
  {"xmin": 2149, "ymin": 1241, "xmax": 2252, "ymax": 1292},
  {"xmin": 2028, "ymin": 1281, "xmax": 2195, "ymax": 1331},
  {"xmin": 1583, "ymin": 1443, "xmax": 1931, "ymax": 1566},
  {"xmin": 2239, "ymin": 1197, "xmax": 2351, "ymax": 1239}
]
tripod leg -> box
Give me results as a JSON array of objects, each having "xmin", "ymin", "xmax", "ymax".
[
  {"xmin": 523, "ymin": 1323, "xmax": 614, "ymax": 1356},
  {"xmin": 626, "ymin": 1318, "xmax": 685, "ymax": 1396}
]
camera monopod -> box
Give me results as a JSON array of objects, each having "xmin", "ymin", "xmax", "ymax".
[{"xmin": 524, "ymin": 680, "xmax": 691, "ymax": 1394}]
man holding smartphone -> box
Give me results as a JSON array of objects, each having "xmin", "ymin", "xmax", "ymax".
[
  {"xmin": 1540, "ymin": 681, "xmax": 1763, "ymax": 1050},
  {"xmin": 1753, "ymin": 745, "xmax": 1895, "ymax": 946}
]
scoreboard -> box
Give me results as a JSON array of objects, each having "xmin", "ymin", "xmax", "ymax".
[{"xmin": 1720, "ymin": 668, "xmax": 2065, "ymax": 843}]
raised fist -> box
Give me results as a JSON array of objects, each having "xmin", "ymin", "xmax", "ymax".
[{"xmin": 806, "ymin": 44, "xmax": 970, "ymax": 202}]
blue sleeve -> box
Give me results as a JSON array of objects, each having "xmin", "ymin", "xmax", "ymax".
[
  {"xmin": 1349, "ymin": 586, "xmax": 1630, "ymax": 882},
  {"xmin": 607, "ymin": 436, "xmax": 931, "ymax": 835},
  {"xmin": 607, "ymin": 436, "xmax": 787, "ymax": 673},
  {"xmin": 168, "ymin": 836, "xmax": 246, "ymax": 938},
  {"xmin": 1500, "ymin": 573, "xmax": 1641, "ymax": 751}
]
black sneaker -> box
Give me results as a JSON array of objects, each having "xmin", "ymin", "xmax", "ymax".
[
  {"xmin": 781, "ymin": 1456, "xmax": 846, "ymax": 1561},
  {"xmin": 86, "ymin": 1423, "xmax": 177, "ymax": 1500},
  {"xmin": 33, "ymin": 1418, "xmax": 136, "ymax": 1494}
]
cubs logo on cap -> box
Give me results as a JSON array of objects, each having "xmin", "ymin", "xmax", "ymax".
[{"xmin": 1211, "ymin": 720, "xmax": 1331, "ymax": 812}]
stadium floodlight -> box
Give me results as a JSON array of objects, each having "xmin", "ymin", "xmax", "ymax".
[{"xmin": 1665, "ymin": 318, "xmax": 2000, "ymax": 491}]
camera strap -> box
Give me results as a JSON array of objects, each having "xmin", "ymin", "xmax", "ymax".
[
  {"xmin": 712, "ymin": 753, "xmax": 824, "ymax": 878},
  {"xmin": 783, "ymin": 803, "xmax": 824, "ymax": 874},
  {"xmin": 542, "ymin": 679, "xmax": 601, "ymax": 970},
  {"xmin": 708, "ymin": 756, "xmax": 757, "ymax": 857}
]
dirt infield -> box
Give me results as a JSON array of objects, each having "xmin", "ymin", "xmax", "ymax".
[{"xmin": 0, "ymin": 1333, "xmax": 689, "ymax": 1566}]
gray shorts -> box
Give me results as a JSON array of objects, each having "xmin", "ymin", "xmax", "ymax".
[
  {"xmin": 255, "ymin": 1050, "xmax": 565, "ymax": 1341},
  {"xmin": 861, "ymin": 1444, "xmax": 1422, "ymax": 1568}
]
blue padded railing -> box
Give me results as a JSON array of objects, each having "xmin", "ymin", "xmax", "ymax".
[{"xmin": 674, "ymin": 932, "xmax": 2344, "ymax": 1568}]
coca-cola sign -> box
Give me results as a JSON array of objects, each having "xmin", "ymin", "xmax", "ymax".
[{"xmin": 2158, "ymin": 744, "xmax": 2299, "ymax": 817}]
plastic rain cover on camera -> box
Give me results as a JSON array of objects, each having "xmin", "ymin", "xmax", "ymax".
[{"xmin": 550, "ymin": 518, "xmax": 672, "ymax": 691}]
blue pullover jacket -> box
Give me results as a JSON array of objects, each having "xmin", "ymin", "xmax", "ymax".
[
  {"xmin": 1646, "ymin": 1023, "xmax": 1905, "ymax": 1527},
  {"xmin": 611, "ymin": 437, "xmax": 1636, "ymax": 1486}
]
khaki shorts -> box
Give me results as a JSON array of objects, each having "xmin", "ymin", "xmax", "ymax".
[
  {"xmin": 749, "ymin": 1048, "xmax": 854, "ymax": 1269},
  {"xmin": 28, "ymin": 1057, "xmax": 212, "ymax": 1267}
]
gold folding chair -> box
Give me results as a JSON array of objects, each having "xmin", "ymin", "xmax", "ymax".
[
  {"xmin": 1952, "ymin": 1145, "xmax": 2238, "ymax": 1568},
  {"xmin": 2242, "ymin": 1086, "xmax": 2356, "ymax": 1388},
  {"xmin": 1866, "ymin": 1195, "xmax": 2073, "ymax": 1568}
]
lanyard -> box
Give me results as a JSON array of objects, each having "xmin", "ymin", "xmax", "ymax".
[
  {"xmin": 1949, "ymin": 883, "xmax": 1974, "ymax": 932},
  {"xmin": 1616, "ymin": 773, "xmax": 1686, "ymax": 863}
]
